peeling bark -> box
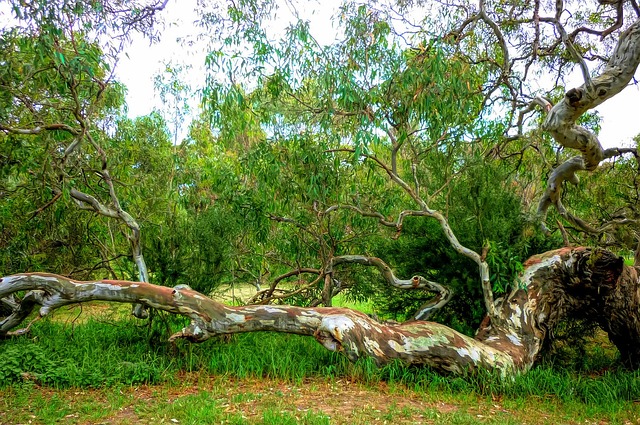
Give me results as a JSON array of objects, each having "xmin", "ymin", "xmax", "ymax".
[{"xmin": 1, "ymin": 247, "xmax": 636, "ymax": 375}]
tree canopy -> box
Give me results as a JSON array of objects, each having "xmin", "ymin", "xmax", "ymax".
[{"xmin": 2, "ymin": 0, "xmax": 640, "ymax": 375}]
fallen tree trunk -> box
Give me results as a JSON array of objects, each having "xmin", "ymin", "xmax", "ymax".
[{"xmin": 1, "ymin": 247, "xmax": 637, "ymax": 375}]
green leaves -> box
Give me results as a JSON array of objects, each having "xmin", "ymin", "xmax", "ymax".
[{"xmin": 54, "ymin": 50, "xmax": 66, "ymax": 65}]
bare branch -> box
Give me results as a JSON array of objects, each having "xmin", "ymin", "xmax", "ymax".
[
  {"xmin": 328, "ymin": 255, "xmax": 453, "ymax": 320},
  {"xmin": 322, "ymin": 205, "xmax": 399, "ymax": 227},
  {"xmin": 553, "ymin": 0, "xmax": 593, "ymax": 91},
  {"xmin": 248, "ymin": 268, "xmax": 321, "ymax": 304},
  {"xmin": 327, "ymin": 149, "xmax": 496, "ymax": 319},
  {"xmin": 0, "ymin": 273, "xmax": 518, "ymax": 374},
  {"xmin": 69, "ymin": 189, "xmax": 120, "ymax": 218},
  {"xmin": 0, "ymin": 123, "xmax": 80, "ymax": 136},
  {"xmin": 27, "ymin": 191, "xmax": 62, "ymax": 221},
  {"xmin": 536, "ymin": 17, "xmax": 640, "ymax": 232}
]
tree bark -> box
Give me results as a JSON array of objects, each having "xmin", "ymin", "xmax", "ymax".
[
  {"xmin": 1, "ymin": 247, "xmax": 637, "ymax": 375},
  {"xmin": 537, "ymin": 18, "xmax": 640, "ymax": 232}
]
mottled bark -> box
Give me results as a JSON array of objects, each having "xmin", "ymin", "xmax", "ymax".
[
  {"xmin": 537, "ymin": 18, "xmax": 640, "ymax": 232},
  {"xmin": 1, "ymin": 247, "xmax": 636, "ymax": 375}
]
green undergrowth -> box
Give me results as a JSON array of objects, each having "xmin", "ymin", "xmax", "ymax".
[{"xmin": 1, "ymin": 316, "xmax": 639, "ymax": 410}]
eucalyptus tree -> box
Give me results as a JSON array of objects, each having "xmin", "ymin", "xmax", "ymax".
[
  {"xmin": 0, "ymin": 0, "xmax": 171, "ymax": 316},
  {"xmin": 3, "ymin": 0, "xmax": 640, "ymax": 376}
]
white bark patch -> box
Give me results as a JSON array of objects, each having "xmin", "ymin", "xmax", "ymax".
[
  {"xmin": 130, "ymin": 284, "xmax": 139, "ymax": 288},
  {"xmin": 94, "ymin": 283, "xmax": 126, "ymax": 291},
  {"xmin": 386, "ymin": 332, "xmax": 453, "ymax": 355},
  {"xmin": 35, "ymin": 275, "xmax": 59, "ymax": 282},
  {"xmin": 410, "ymin": 333, "xmax": 451, "ymax": 349},
  {"xmin": 318, "ymin": 337, "xmax": 338, "ymax": 352},
  {"xmin": 0, "ymin": 276, "xmax": 20, "ymax": 294},
  {"xmin": 298, "ymin": 315, "xmax": 321, "ymax": 327},
  {"xmin": 363, "ymin": 337, "xmax": 384, "ymax": 357},
  {"xmin": 456, "ymin": 347, "xmax": 481, "ymax": 362},
  {"xmin": 537, "ymin": 312, "xmax": 547, "ymax": 323},
  {"xmin": 354, "ymin": 318, "xmax": 372, "ymax": 330},
  {"xmin": 387, "ymin": 339, "xmax": 407, "ymax": 353},
  {"xmin": 262, "ymin": 306, "xmax": 287, "ymax": 314},
  {"xmin": 563, "ymin": 256, "xmax": 576, "ymax": 269},
  {"xmin": 519, "ymin": 255, "xmax": 562, "ymax": 288},
  {"xmin": 193, "ymin": 325, "xmax": 204, "ymax": 337},
  {"xmin": 508, "ymin": 305, "xmax": 523, "ymax": 327},
  {"xmin": 0, "ymin": 276, "xmax": 17, "ymax": 284},
  {"xmin": 348, "ymin": 341, "xmax": 359, "ymax": 356},
  {"xmin": 320, "ymin": 316, "xmax": 356, "ymax": 341},
  {"xmin": 507, "ymin": 334, "xmax": 523, "ymax": 346},
  {"xmin": 226, "ymin": 313, "xmax": 246, "ymax": 323}
]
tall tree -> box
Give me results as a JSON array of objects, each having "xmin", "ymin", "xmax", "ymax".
[
  {"xmin": 3, "ymin": 0, "xmax": 640, "ymax": 375},
  {"xmin": 0, "ymin": 0, "xmax": 172, "ymax": 316}
]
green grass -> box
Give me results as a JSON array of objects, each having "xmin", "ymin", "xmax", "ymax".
[
  {"xmin": 2, "ymin": 316, "xmax": 640, "ymax": 402},
  {"xmin": 332, "ymin": 294, "xmax": 376, "ymax": 316},
  {"xmin": 2, "ymin": 315, "xmax": 640, "ymax": 424}
]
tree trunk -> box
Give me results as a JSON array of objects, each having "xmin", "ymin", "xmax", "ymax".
[{"xmin": 1, "ymin": 247, "xmax": 637, "ymax": 375}]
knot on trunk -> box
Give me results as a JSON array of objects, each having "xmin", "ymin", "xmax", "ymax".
[
  {"xmin": 566, "ymin": 88, "xmax": 583, "ymax": 106},
  {"xmin": 574, "ymin": 248, "xmax": 625, "ymax": 292}
]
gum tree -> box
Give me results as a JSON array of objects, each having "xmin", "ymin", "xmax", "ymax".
[
  {"xmin": 3, "ymin": 0, "xmax": 640, "ymax": 375},
  {"xmin": 0, "ymin": 1, "xmax": 173, "ymax": 317}
]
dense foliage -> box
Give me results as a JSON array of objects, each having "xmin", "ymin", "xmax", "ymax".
[{"xmin": 2, "ymin": 0, "xmax": 639, "ymax": 337}]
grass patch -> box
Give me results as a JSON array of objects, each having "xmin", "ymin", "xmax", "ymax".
[
  {"xmin": 2, "ymin": 314, "xmax": 640, "ymax": 423},
  {"xmin": 332, "ymin": 294, "xmax": 376, "ymax": 316}
]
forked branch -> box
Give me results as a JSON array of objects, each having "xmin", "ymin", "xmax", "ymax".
[
  {"xmin": 327, "ymin": 148, "xmax": 496, "ymax": 319},
  {"xmin": 327, "ymin": 255, "xmax": 453, "ymax": 320},
  {"xmin": 534, "ymin": 18, "xmax": 640, "ymax": 233}
]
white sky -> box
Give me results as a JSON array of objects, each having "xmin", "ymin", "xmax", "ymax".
[
  {"xmin": 594, "ymin": 86, "xmax": 640, "ymax": 148},
  {"xmin": 117, "ymin": 0, "xmax": 340, "ymax": 125}
]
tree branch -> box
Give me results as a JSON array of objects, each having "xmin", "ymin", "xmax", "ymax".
[
  {"xmin": 537, "ymin": 17, "xmax": 640, "ymax": 232},
  {"xmin": 328, "ymin": 255, "xmax": 453, "ymax": 320},
  {"xmin": 248, "ymin": 268, "xmax": 322, "ymax": 304},
  {"xmin": 327, "ymin": 148, "xmax": 496, "ymax": 319},
  {"xmin": 0, "ymin": 273, "xmax": 516, "ymax": 374},
  {"xmin": 0, "ymin": 123, "xmax": 80, "ymax": 136}
]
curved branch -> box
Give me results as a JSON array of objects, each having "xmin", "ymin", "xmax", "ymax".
[
  {"xmin": 328, "ymin": 255, "xmax": 453, "ymax": 320},
  {"xmin": 515, "ymin": 96, "xmax": 552, "ymax": 135},
  {"xmin": 322, "ymin": 205, "xmax": 434, "ymax": 233},
  {"xmin": 553, "ymin": 1, "xmax": 593, "ymax": 91},
  {"xmin": 76, "ymin": 129, "xmax": 149, "ymax": 303},
  {"xmin": 0, "ymin": 123, "xmax": 81, "ymax": 136},
  {"xmin": 537, "ymin": 17, "xmax": 640, "ymax": 232},
  {"xmin": 327, "ymin": 148, "xmax": 496, "ymax": 319},
  {"xmin": 0, "ymin": 273, "xmax": 515, "ymax": 374},
  {"xmin": 478, "ymin": 5, "xmax": 510, "ymax": 79},
  {"xmin": 603, "ymin": 146, "xmax": 639, "ymax": 159},
  {"xmin": 70, "ymin": 189, "xmax": 120, "ymax": 218},
  {"xmin": 2, "ymin": 248, "xmax": 635, "ymax": 372},
  {"xmin": 248, "ymin": 268, "xmax": 322, "ymax": 304}
]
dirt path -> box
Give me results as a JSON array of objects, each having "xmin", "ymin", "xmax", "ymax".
[{"xmin": 3, "ymin": 373, "xmax": 634, "ymax": 425}]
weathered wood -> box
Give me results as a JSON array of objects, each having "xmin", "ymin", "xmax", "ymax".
[
  {"xmin": 2, "ymin": 247, "xmax": 635, "ymax": 376},
  {"xmin": 538, "ymin": 18, "xmax": 640, "ymax": 232}
]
